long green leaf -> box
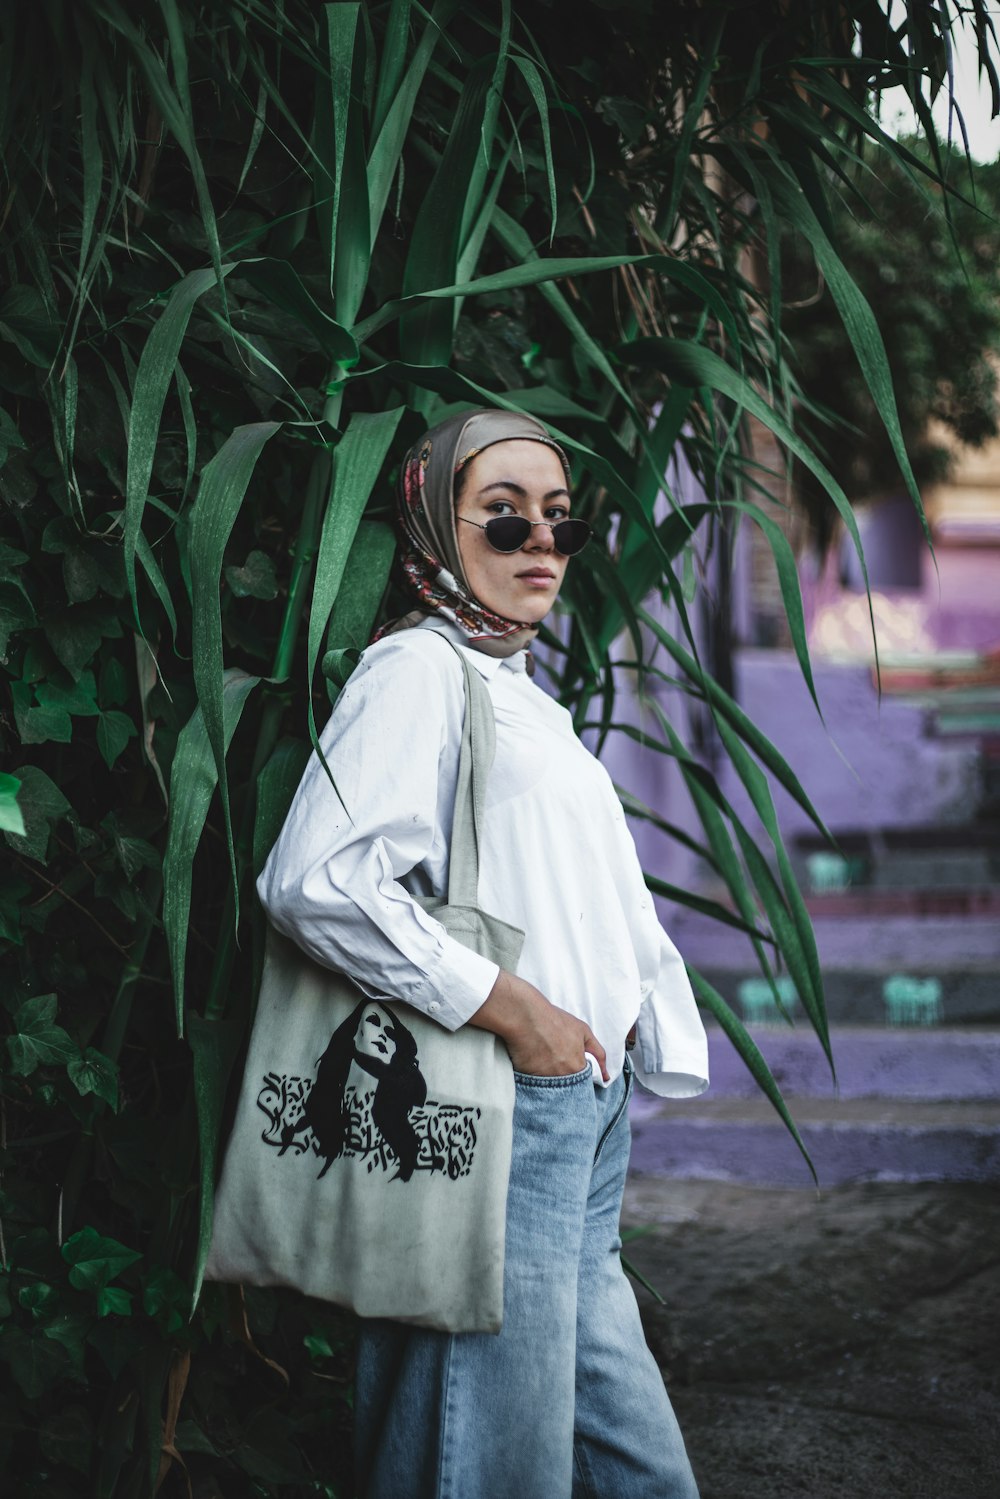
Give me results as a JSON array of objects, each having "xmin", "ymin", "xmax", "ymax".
[
  {"xmin": 327, "ymin": 3, "xmax": 371, "ymax": 327},
  {"xmin": 458, "ymin": 0, "xmax": 511, "ymax": 247},
  {"xmin": 253, "ymin": 738, "xmax": 313, "ymax": 880},
  {"xmin": 124, "ymin": 266, "xmax": 233, "ymax": 613},
  {"xmin": 188, "ymin": 1011, "xmax": 243, "ymax": 1309},
  {"xmin": 641, "ymin": 696, "xmax": 783, "ymax": 1000},
  {"xmin": 767, "ymin": 169, "xmax": 929, "ymax": 544},
  {"xmin": 689, "ymin": 966, "xmax": 816, "ymax": 1184},
  {"xmin": 371, "ymin": 0, "xmax": 413, "ymax": 140},
  {"xmin": 189, "ymin": 421, "xmax": 280, "ymax": 905},
  {"xmin": 237, "ymin": 259, "xmax": 358, "ymax": 364},
  {"xmin": 644, "ymin": 873, "xmax": 774, "ymax": 942},
  {"xmin": 618, "ymin": 336, "xmax": 877, "ymax": 682},
  {"xmin": 368, "ymin": 0, "xmax": 459, "ymax": 247},
  {"xmin": 93, "ymin": 0, "xmax": 225, "ymax": 293},
  {"xmin": 615, "ymin": 785, "xmax": 723, "ymax": 877},
  {"xmin": 323, "ymin": 518, "xmax": 398, "ymax": 660},
  {"xmin": 511, "ymin": 53, "xmax": 558, "ymax": 237},
  {"xmin": 714, "ymin": 714, "xmax": 830, "ymax": 1065},
  {"xmin": 162, "ymin": 669, "xmax": 260, "ymax": 1036},
  {"xmin": 306, "ymin": 408, "xmax": 404, "ymax": 751},
  {"xmin": 398, "ymin": 61, "xmax": 495, "ymax": 372},
  {"xmin": 638, "ymin": 606, "xmax": 830, "ymax": 838}
]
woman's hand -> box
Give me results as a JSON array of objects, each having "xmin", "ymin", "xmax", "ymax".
[{"xmin": 468, "ymin": 970, "xmax": 609, "ymax": 1081}]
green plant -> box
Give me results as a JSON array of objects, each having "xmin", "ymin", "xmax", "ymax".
[
  {"xmin": 786, "ymin": 136, "xmax": 1000, "ymax": 541},
  {"xmin": 2, "ymin": 2, "xmax": 997, "ymax": 1493}
]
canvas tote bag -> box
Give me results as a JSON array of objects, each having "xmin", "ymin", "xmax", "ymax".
[{"xmin": 205, "ymin": 639, "xmax": 523, "ymax": 1333}]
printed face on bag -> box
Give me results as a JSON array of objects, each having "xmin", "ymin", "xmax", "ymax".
[
  {"xmin": 354, "ymin": 1004, "xmax": 398, "ymax": 1063},
  {"xmin": 455, "ymin": 439, "xmax": 572, "ymax": 623}
]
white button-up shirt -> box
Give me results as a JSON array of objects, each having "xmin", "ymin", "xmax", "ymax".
[{"xmin": 257, "ymin": 622, "xmax": 709, "ymax": 1098}]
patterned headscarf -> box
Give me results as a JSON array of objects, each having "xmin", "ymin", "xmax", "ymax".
[{"xmin": 378, "ymin": 408, "xmax": 572, "ymax": 659}]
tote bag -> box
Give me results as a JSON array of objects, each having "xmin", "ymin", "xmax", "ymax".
[{"xmin": 205, "ymin": 641, "xmax": 523, "ymax": 1333}]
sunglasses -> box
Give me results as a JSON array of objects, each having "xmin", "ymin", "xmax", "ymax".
[{"xmin": 457, "ymin": 515, "xmax": 592, "ymax": 556}]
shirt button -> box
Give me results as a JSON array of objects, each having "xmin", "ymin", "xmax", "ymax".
[
  {"xmin": 428, "ymin": 1001, "xmax": 441, "ymax": 1013},
  {"xmin": 640, "ymin": 981, "xmax": 653, "ymax": 996}
]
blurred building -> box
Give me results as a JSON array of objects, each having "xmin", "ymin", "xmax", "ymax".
[{"xmin": 613, "ymin": 420, "xmax": 1000, "ymax": 1186}]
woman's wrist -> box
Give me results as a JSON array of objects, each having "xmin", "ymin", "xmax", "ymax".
[{"xmin": 467, "ymin": 969, "xmax": 547, "ymax": 1045}]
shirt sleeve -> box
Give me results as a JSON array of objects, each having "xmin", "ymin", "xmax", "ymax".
[
  {"xmin": 256, "ymin": 633, "xmax": 500, "ymax": 1029},
  {"xmin": 632, "ymin": 927, "xmax": 710, "ymax": 1098}
]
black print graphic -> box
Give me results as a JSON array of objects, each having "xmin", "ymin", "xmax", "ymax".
[{"xmin": 257, "ymin": 1000, "xmax": 481, "ymax": 1182}]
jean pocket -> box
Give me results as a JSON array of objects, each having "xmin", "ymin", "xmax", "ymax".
[{"xmin": 513, "ymin": 1062, "xmax": 595, "ymax": 1089}]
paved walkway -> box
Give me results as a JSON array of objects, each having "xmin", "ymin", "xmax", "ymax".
[{"xmin": 623, "ymin": 1175, "xmax": 1000, "ymax": 1499}]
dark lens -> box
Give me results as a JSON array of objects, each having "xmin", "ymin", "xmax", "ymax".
[
  {"xmin": 483, "ymin": 516, "xmax": 532, "ymax": 552},
  {"xmin": 552, "ymin": 519, "xmax": 592, "ymax": 556}
]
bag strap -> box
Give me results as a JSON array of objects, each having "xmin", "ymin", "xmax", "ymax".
[
  {"xmin": 419, "ymin": 628, "xmax": 496, "ymax": 908},
  {"xmin": 448, "ymin": 647, "xmax": 496, "ymax": 907}
]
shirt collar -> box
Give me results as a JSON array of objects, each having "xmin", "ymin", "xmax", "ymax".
[{"xmin": 414, "ymin": 617, "xmax": 530, "ymax": 677}]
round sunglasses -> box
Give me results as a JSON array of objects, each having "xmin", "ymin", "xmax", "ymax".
[{"xmin": 457, "ymin": 514, "xmax": 592, "ymax": 556}]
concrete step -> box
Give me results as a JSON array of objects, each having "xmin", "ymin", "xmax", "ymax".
[
  {"xmin": 668, "ymin": 908, "xmax": 1000, "ymax": 972},
  {"xmin": 701, "ymin": 1025, "xmax": 1000, "ymax": 1100},
  {"xmin": 804, "ymin": 887, "xmax": 1000, "ymax": 917},
  {"xmin": 697, "ymin": 965, "xmax": 1000, "ymax": 1026},
  {"xmin": 628, "ymin": 1093, "xmax": 1000, "ymax": 1187}
]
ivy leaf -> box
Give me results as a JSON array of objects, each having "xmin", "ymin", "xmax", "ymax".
[
  {"xmin": 97, "ymin": 711, "xmax": 136, "ymax": 769},
  {"xmin": 0, "ymin": 405, "xmax": 28, "ymax": 466},
  {"xmin": 61, "ymin": 1227, "xmax": 142, "ymax": 1293},
  {"xmin": 10, "ymin": 681, "xmax": 72, "ymax": 745},
  {"xmin": 113, "ymin": 833, "xmax": 159, "ymax": 880},
  {"xmin": 62, "ymin": 548, "xmax": 102, "ymax": 603},
  {"xmin": 35, "ymin": 671, "xmax": 100, "ymax": 717},
  {"xmin": 96, "ymin": 1286, "xmax": 133, "ymax": 1318},
  {"xmin": 18, "ymin": 1281, "xmax": 60, "ymax": 1319},
  {"xmin": 2, "ymin": 766, "xmax": 71, "ymax": 864},
  {"xmin": 224, "ymin": 548, "xmax": 278, "ymax": 599},
  {"xmin": 6, "ymin": 994, "xmax": 77, "ymax": 1076},
  {"xmin": 142, "ymin": 1266, "xmax": 187, "ymax": 1334},
  {"xmin": 44, "ymin": 604, "xmax": 118, "ymax": 679},
  {"xmin": 99, "ymin": 655, "xmax": 128, "ymax": 707},
  {"xmin": 0, "ymin": 582, "xmax": 35, "ymax": 658},
  {"xmin": 0, "ymin": 1324, "xmax": 70, "ymax": 1399},
  {"xmin": 0, "ymin": 773, "xmax": 25, "ymax": 836},
  {"xmin": 67, "ymin": 1048, "xmax": 120, "ymax": 1111},
  {"xmin": 40, "ymin": 1311, "xmax": 91, "ymax": 1379}
]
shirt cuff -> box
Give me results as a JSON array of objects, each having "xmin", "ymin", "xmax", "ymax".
[
  {"xmin": 633, "ymin": 942, "xmax": 710, "ymax": 1098},
  {"xmin": 374, "ymin": 939, "xmax": 500, "ymax": 1032}
]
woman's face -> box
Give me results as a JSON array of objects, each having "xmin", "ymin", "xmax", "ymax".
[
  {"xmin": 354, "ymin": 1005, "xmax": 398, "ymax": 1063},
  {"xmin": 454, "ymin": 439, "xmax": 571, "ymax": 623}
]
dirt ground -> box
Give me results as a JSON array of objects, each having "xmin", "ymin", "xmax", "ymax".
[{"xmin": 622, "ymin": 1177, "xmax": 1000, "ymax": 1499}]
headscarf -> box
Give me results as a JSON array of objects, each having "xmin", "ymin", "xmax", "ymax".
[{"xmin": 378, "ymin": 408, "xmax": 572, "ymax": 659}]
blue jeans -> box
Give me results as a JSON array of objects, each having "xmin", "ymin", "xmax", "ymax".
[{"xmin": 355, "ymin": 1057, "xmax": 699, "ymax": 1498}]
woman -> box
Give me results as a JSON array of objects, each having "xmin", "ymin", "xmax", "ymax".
[{"xmin": 258, "ymin": 408, "xmax": 709, "ymax": 1499}]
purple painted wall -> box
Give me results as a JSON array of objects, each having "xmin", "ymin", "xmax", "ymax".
[{"xmin": 716, "ymin": 649, "xmax": 982, "ymax": 838}]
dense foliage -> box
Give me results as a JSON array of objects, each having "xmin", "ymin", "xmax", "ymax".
[
  {"xmin": 786, "ymin": 139, "xmax": 1000, "ymax": 538},
  {"xmin": 1, "ymin": 2, "xmax": 997, "ymax": 1493}
]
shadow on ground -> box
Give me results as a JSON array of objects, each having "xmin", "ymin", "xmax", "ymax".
[{"xmin": 623, "ymin": 1178, "xmax": 1000, "ymax": 1499}]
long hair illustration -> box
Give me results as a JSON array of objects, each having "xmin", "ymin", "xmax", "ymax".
[{"xmin": 301, "ymin": 1000, "xmax": 427, "ymax": 1181}]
